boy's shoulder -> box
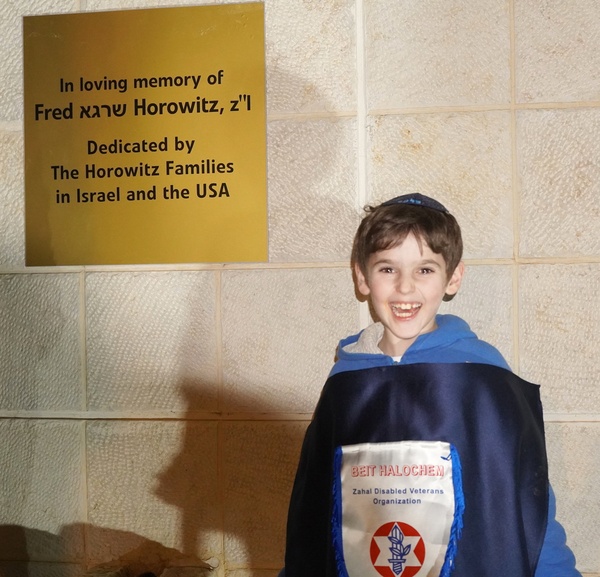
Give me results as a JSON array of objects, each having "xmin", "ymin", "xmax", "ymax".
[
  {"xmin": 331, "ymin": 314, "xmax": 510, "ymax": 376},
  {"xmin": 416, "ymin": 314, "xmax": 510, "ymax": 370}
]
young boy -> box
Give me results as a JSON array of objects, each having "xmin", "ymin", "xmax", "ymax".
[{"xmin": 280, "ymin": 194, "xmax": 580, "ymax": 577}]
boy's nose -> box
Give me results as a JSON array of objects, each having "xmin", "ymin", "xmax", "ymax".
[{"xmin": 396, "ymin": 275, "xmax": 414, "ymax": 294}]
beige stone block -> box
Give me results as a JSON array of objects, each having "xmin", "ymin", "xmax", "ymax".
[
  {"xmin": 0, "ymin": 130, "xmax": 24, "ymax": 266},
  {"xmin": 519, "ymin": 265, "xmax": 600, "ymax": 413},
  {"xmin": 267, "ymin": 118, "xmax": 358, "ymax": 263},
  {"xmin": 0, "ymin": 420, "xmax": 84, "ymax": 561},
  {"xmin": 517, "ymin": 109, "xmax": 600, "ymax": 257},
  {"xmin": 265, "ymin": 0, "xmax": 356, "ymax": 114},
  {"xmin": 2, "ymin": 3, "xmax": 74, "ymax": 122},
  {"xmin": 86, "ymin": 0, "xmax": 256, "ymax": 12},
  {"xmin": 366, "ymin": 0, "xmax": 510, "ymax": 109},
  {"xmin": 515, "ymin": 0, "xmax": 600, "ymax": 103},
  {"xmin": 85, "ymin": 1, "xmax": 255, "ymax": 13},
  {"xmin": 368, "ymin": 112, "xmax": 513, "ymax": 259},
  {"xmin": 221, "ymin": 268, "xmax": 359, "ymax": 413},
  {"xmin": 545, "ymin": 423, "xmax": 600, "ymax": 573},
  {"xmin": 439, "ymin": 264, "xmax": 513, "ymax": 365},
  {"xmin": 86, "ymin": 272, "xmax": 218, "ymax": 412},
  {"xmin": 0, "ymin": 274, "xmax": 81, "ymax": 410},
  {"xmin": 222, "ymin": 421, "xmax": 307, "ymax": 567},
  {"xmin": 86, "ymin": 421, "xmax": 220, "ymax": 569},
  {"xmin": 85, "ymin": 1, "xmax": 198, "ymax": 9}
]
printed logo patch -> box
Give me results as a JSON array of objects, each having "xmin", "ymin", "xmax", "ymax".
[
  {"xmin": 370, "ymin": 521, "xmax": 425, "ymax": 577},
  {"xmin": 332, "ymin": 441, "xmax": 464, "ymax": 577}
]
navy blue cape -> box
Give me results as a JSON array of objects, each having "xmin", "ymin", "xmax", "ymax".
[{"xmin": 284, "ymin": 363, "xmax": 548, "ymax": 577}]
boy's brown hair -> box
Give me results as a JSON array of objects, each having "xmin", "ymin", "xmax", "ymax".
[{"xmin": 351, "ymin": 195, "xmax": 463, "ymax": 283}]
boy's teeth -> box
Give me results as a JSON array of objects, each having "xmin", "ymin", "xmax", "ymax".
[{"xmin": 391, "ymin": 303, "xmax": 421, "ymax": 316}]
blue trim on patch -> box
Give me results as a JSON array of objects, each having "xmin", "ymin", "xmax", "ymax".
[
  {"xmin": 440, "ymin": 444, "xmax": 465, "ymax": 577},
  {"xmin": 331, "ymin": 446, "xmax": 350, "ymax": 577}
]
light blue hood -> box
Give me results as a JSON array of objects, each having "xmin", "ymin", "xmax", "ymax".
[{"xmin": 331, "ymin": 314, "xmax": 510, "ymax": 376}]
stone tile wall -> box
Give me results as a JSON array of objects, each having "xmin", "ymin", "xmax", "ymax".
[{"xmin": 1, "ymin": 0, "xmax": 598, "ymax": 575}]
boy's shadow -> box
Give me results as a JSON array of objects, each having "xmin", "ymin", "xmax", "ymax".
[
  {"xmin": 153, "ymin": 381, "xmax": 221, "ymax": 566},
  {"xmin": 153, "ymin": 380, "xmax": 307, "ymax": 574},
  {"xmin": 0, "ymin": 380, "xmax": 308, "ymax": 576},
  {"xmin": 0, "ymin": 380, "xmax": 305, "ymax": 577}
]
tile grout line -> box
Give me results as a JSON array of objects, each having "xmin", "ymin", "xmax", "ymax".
[
  {"xmin": 3, "ymin": 256, "xmax": 600, "ymax": 277},
  {"xmin": 1, "ymin": 410, "xmax": 596, "ymax": 423},
  {"xmin": 509, "ymin": 0, "xmax": 522, "ymax": 373},
  {"xmin": 356, "ymin": 0, "xmax": 371, "ymax": 330},
  {"xmin": 79, "ymin": 270, "xmax": 91, "ymax": 566},
  {"xmin": 356, "ymin": 0, "xmax": 367, "ymax": 211},
  {"xmin": 216, "ymin": 269, "xmax": 224, "ymax": 417},
  {"xmin": 215, "ymin": 268, "xmax": 226, "ymax": 572},
  {"xmin": 80, "ymin": 272, "xmax": 88, "ymax": 413}
]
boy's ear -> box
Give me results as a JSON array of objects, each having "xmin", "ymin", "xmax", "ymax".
[
  {"xmin": 354, "ymin": 263, "xmax": 371, "ymax": 297},
  {"xmin": 445, "ymin": 261, "xmax": 465, "ymax": 297}
]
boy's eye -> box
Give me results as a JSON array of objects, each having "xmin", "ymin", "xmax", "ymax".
[
  {"xmin": 378, "ymin": 266, "xmax": 394, "ymax": 273},
  {"xmin": 419, "ymin": 268, "xmax": 435, "ymax": 274}
]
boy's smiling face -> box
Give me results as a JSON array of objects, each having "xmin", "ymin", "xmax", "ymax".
[{"xmin": 355, "ymin": 232, "xmax": 464, "ymax": 358}]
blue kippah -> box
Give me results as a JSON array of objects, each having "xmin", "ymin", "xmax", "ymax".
[{"xmin": 381, "ymin": 193, "xmax": 449, "ymax": 213}]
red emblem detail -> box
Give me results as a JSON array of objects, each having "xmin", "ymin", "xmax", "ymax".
[{"xmin": 370, "ymin": 521, "xmax": 426, "ymax": 577}]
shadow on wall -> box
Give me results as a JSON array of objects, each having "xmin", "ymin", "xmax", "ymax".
[
  {"xmin": 153, "ymin": 381, "xmax": 307, "ymax": 575},
  {"xmin": 0, "ymin": 524, "xmax": 214, "ymax": 576},
  {"xmin": 0, "ymin": 381, "xmax": 309, "ymax": 576}
]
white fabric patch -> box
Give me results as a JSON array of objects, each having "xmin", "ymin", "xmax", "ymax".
[{"xmin": 333, "ymin": 440, "xmax": 462, "ymax": 577}]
